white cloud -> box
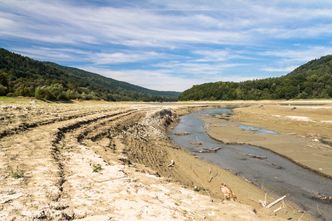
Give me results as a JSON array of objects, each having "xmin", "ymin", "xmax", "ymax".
[
  {"xmin": 0, "ymin": 0, "xmax": 251, "ymax": 47},
  {"xmin": 90, "ymin": 51, "xmax": 163, "ymax": 65},
  {"xmin": 2, "ymin": 0, "xmax": 332, "ymax": 91},
  {"xmin": 260, "ymin": 46, "xmax": 332, "ymax": 74},
  {"xmin": 2, "ymin": 0, "xmax": 332, "ymax": 47},
  {"xmin": 261, "ymin": 66, "xmax": 297, "ymax": 73},
  {"xmin": 2, "ymin": 1, "xmax": 332, "ymax": 49},
  {"xmin": 12, "ymin": 47, "xmax": 166, "ymax": 65},
  {"xmin": 193, "ymin": 50, "xmax": 230, "ymax": 62},
  {"xmin": 79, "ymin": 66, "xmax": 202, "ymax": 91},
  {"xmin": 12, "ymin": 47, "xmax": 89, "ymax": 61},
  {"xmin": 79, "ymin": 65, "xmax": 257, "ymax": 91},
  {"xmin": 0, "ymin": 15, "xmax": 15, "ymax": 29},
  {"xmin": 262, "ymin": 46, "xmax": 332, "ymax": 62},
  {"xmin": 154, "ymin": 61, "xmax": 243, "ymax": 76}
]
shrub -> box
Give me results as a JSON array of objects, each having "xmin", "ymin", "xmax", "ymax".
[{"xmin": 35, "ymin": 83, "xmax": 68, "ymax": 100}]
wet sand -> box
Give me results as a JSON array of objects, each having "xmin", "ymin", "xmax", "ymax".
[
  {"xmin": 171, "ymin": 108, "xmax": 332, "ymax": 220},
  {"xmin": 205, "ymin": 102, "xmax": 332, "ymax": 178}
]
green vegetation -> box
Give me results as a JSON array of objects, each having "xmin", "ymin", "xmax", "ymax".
[
  {"xmin": 91, "ymin": 163, "xmax": 102, "ymax": 173},
  {"xmin": 0, "ymin": 48, "xmax": 179, "ymax": 101},
  {"xmin": 179, "ymin": 55, "xmax": 332, "ymax": 100},
  {"xmin": 9, "ymin": 167, "xmax": 25, "ymax": 179}
]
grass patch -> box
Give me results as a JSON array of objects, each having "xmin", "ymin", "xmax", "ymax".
[
  {"xmin": 9, "ymin": 167, "xmax": 25, "ymax": 179},
  {"xmin": 0, "ymin": 96, "xmax": 37, "ymax": 104},
  {"xmin": 0, "ymin": 96, "xmax": 18, "ymax": 101},
  {"xmin": 91, "ymin": 163, "xmax": 102, "ymax": 173}
]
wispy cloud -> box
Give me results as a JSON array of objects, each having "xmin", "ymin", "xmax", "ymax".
[
  {"xmin": 12, "ymin": 47, "xmax": 166, "ymax": 65},
  {"xmin": 80, "ymin": 66, "xmax": 254, "ymax": 91},
  {"xmin": 12, "ymin": 47, "xmax": 89, "ymax": 62},
  {"xmin": 155, "ymin": 61, "xmax": 243, "ymax": 76},
  {"xmin": 79, "ymin": 66, "xmax": 202, "ymax": 91},
  {"xmin": 90, "ymin": 51, "xmax": 163, "ymax": 65},
  {"xmin": 0, "ymin": 0, "xmax": 250, "ymax": 47},
  {"xmin": 261, "ymin": 46, "xmax": 332, "ymax": 62},
  {"xmin": 261, "ymin": 66, "xmax": 298, "ymax": 74},
  {"xmin": 1, "ymin": 0, "xmax": 332, "ymax": 91}
]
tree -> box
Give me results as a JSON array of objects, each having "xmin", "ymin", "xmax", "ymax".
[{"xmin": 0, "ymin": 84, "xmax": 7, "ymax": 95}]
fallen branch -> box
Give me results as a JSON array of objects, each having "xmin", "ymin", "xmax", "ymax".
[
  {"xmin": 197, "ymin": 147, "xmax": 222, "ymax": 153},
  {"xmin": 259, "ymin": 193, "xmax": 268, "ymax": 207},
  {"xmin": 208, "ymin": 172, "xmax": 219, "ymax": 183},
  {"xmin": 312, "ymin": 193, "xmax": 332, "ymax": 203},
  {"xmin": 273, "ymin": 206, "xmax": 283, "ymax": 213},
  {"xmin": 266, "ymin": 195, "xmax": 287, "ymax": 208},
  {"xmin": 190, "ymin": 141, "xmax": 203, "ymax": 146},
  {"xmin": 246, "ymin": 153, "xmax": 267, "ymax": 160},
  {"xmin": 174, "ymin": 131, "xmax": 191, "ymax": 136}
]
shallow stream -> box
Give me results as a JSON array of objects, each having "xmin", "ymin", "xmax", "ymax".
[{"xmin": 170, "ymin": 108, "xmax": 332, "ymax": 221}]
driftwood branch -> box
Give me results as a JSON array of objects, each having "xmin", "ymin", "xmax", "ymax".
[
  {"xmin": 194, "ymin": 147, "xmax": 222, "ymax": 153},
  {"xmin": 174, "ymin": 131, "xmax": 191, "ymax": 136},
  {"xmin": 266, "ymin": 195, "xmax": 287, "ymax": 208},
  {"xmin": 313, "ymin": 193, "xmax": 332, "ymax": 203},
  {"xmin": 259, "ymin": 193, "xmax": 268, "ymax": 207},
  {"xmin": 208, "ymin": 172, "xmax": 219, "ymax": 183},
  {"xmin": 246, "ymin": 153, "xmax": 267, "ymax": 160},
  {"xmin": 260, "ymin": 194, "xmax": 287, "ymax": 211}
]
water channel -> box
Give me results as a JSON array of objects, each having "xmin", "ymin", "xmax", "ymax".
[{"xmin": 169, "ymin": 108, "xmax": 332, "ymax": 221}]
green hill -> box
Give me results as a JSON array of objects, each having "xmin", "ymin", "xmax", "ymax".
[
  {"xmin": 179, "ymin": 55, "xmax": 332, "ymax": 100},
  {"xmin": 0, "ymin": 48, "xmax": 179, "ymax": 101}
]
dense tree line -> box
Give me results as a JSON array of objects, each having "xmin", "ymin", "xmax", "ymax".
[
  {"xmin": 0, "ymin": 48, "xmax": 179, "ymax": 101},
  {"xmin": 179, "ymin": 55, "xmax": 332, "ymax": 100}
]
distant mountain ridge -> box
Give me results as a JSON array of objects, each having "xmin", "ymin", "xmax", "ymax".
[
  {"xmin": 179, "ymin": 55, "xmax": 332, "ymax": 100},
  {"xmin": 0, "ymin": 48, "xmax": 179, "ymax": 101}
]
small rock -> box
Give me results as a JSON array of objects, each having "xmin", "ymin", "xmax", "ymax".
[
  {"xmin": 34, "ymin": 210, "xmax": 47, "ymax": 219},
  {"xmin": 221, "ymin": 183, "xmax": 237, "ymax": 201},
  {"xmin": 167, "ymin": 160, "xmax": 175, "ymax": 167}
]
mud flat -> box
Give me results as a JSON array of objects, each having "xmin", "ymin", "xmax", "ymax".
[
  {"xmin": 171, "ymin": 107, "xmax": 332, "ymax": 220},
  {"xmin": 0, "ymin": 98, "xmax": 294, "ymax": 221},
  {"xmin": 221, "ymin": 101, "xmax": 332, "ymax": 177},
  {"xmin": 193, "ymin": 103, "xmax": 332, "ymax": 221}
]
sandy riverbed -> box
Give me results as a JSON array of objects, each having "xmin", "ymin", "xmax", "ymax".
[
  {"xmin": 205, "ymin": 101, "xmax": 332, "ymax": 178},
  {"xmin": 0, "ymin": 97, "xmax": 317, "ymax": 221}
]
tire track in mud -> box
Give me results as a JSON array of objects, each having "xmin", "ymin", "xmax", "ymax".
[
  {"xmin": 0, "ymin": 109, "xmax": 115, "ymax": 139},
  {"xmin": 120, "ymin": 109, "xmax": 176, "ymax": 174},
  {"xmin": 75, "ymin": 110, "xmax": 142, "ymax": 145},
  {"xmin": 0, "ymin": 108, "xmax": 139, "ymax": 220},
  {"xmin": 48, "ymin": 109, "xmax": 144, "ymax": 219}
]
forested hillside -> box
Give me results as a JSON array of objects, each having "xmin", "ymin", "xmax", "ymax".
[
  {"xmin": 0, "ymin": 48, "xmax": 179, "ymax": 101},
  {"xmin": 179, "ymin": 55, "xmax": 332, "ymax": 100}
]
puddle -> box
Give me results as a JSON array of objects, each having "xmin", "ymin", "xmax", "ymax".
[{"xmin": 239, "ymin": 124, "xmax": 277, "ymax": 135}]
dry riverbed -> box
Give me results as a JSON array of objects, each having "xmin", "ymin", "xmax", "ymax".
[{"xmin": 0, "ymin": 97, "xmax": 314, "ymax": 221}]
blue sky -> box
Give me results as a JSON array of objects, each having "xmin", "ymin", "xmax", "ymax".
[{"xmin": 1, "ymin": 0, "xmax": 332, "ymax": 91}]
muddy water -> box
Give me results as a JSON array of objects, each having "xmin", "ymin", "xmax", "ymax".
[
  {"xmin": 239, "ymin": 124, "xmax": 277, "ymax": 135},
  {"xmin": 170, "ymin": 108, "xmax": 332, "ymax": 221}
]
